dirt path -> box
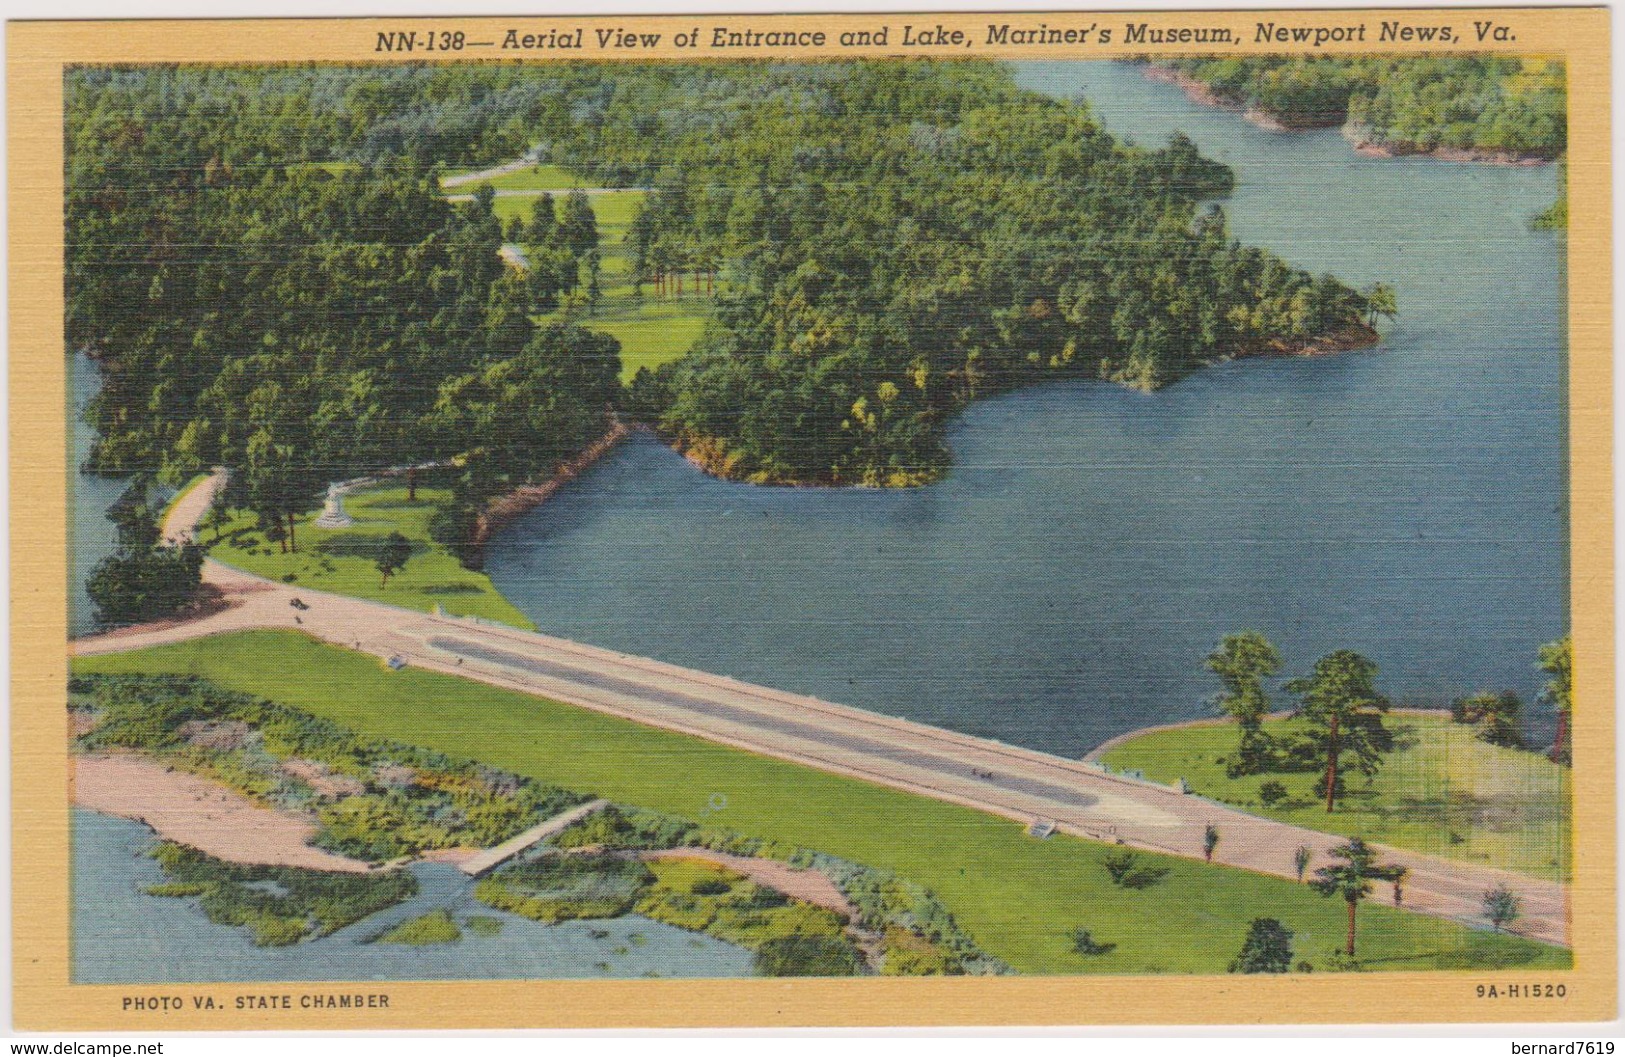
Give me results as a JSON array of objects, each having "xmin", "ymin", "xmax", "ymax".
[
  {"xmin": 160, "ymin": 468, "xmax": 225, "ymax": 544},
  {"xmin": 73, "ymin": 752, "xmax": 372, "ymax": 873},
  {"xmin": 439, "ymin": 158, "xmax": 535, "ymax": 189}
]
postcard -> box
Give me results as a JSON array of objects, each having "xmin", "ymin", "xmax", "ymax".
[{"xmin": 8, "ymin": 6, "xmax": 1615, "ymax": 1030}]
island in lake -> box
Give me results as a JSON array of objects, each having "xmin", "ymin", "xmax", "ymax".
[{"xmin": 66, "ymin": 56, "xmax": 1571, "ymax": 988}]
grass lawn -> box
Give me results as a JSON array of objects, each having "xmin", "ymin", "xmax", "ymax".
[
  {"xmin": 205, "ymin": 484, "xmax": 533, "ymax": 630},
  {"xmin": 490, "ymin": 187, "xmax": 709, "ymax": 382},
  {"xmin": 75, "ymin": 631, "xmax": 1569, "ymax": 976},
  {"xmin": 287, "ymin": 161, "xmax": 360, "ymax": 177},
  {"xmin": 442, "ymin": 164, "xmax": 590, "ymax": 192},
  {"xmin": 1099, "ymin": 715, "xmax": 1571, "ymax": 881},
  {"xmin": 590, "ymin": 307, "xmax": 710, "ymax": 380}
]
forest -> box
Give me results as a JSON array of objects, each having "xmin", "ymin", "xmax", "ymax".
[
  {"xmin": 67, "ymin": 59, "xmax": 1379, "ymax": 514},
  {"xmin": 1154, "ymin": 56, "xmax": 1566, "ymax": 160}
]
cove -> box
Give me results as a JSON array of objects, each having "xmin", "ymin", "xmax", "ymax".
[{"xmin": 484, "ymin": 60, "xmax": 1566, "ymax": 757}]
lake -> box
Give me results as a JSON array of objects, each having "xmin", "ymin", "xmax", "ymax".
[{"xmin": 484, "ymin": 60, "xmax": 1566, "ymax": 756}]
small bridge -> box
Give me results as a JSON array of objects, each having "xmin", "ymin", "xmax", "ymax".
[{"xmin": 458, "ymin": 798, "xmax": 609, "ymax": 877}]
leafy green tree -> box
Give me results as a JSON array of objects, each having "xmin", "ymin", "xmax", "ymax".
[
  {"xmin": 1231, "ymin": 918, "xmax": 1294, "ymax": 973},
  {"xmin": 1538, "ymin": 636, "xmax": 1573, "ymax": 764},
  {"xmin": 375, "ymin": 532, "xmax": 413, "ymax": 588},
  {"xmin": 559, "ymin": 189, "xmax": 599, "ymax": 257},
  {"xmin": 205, "ymin": 485, "xmax": 231, "ymax": 544},
  {"xmin": 1482, "ymin": 884, "xmax": 1522, "ymax": 933},
  {"xmin": 107, "ymin": 478, "xmax": 161, "ymax": 550},
  {"xmin": 1362, "ymin": 281, "xmax": 1398, "ymax": 328},
  {"xmin": 1206, "ymin": 631, "xmax": 1281, "ymax": 776},
  {"xmin": 527, "ymin": 192, "xmax": 557, "ymax": 244},
  {"xmin": 1310, "ymin": 837, "xmax": 1403, "ymax": 957},
  {"xmin": 86, "ymin": 542, "xmax": 204, "ymax": 628},
  {"xmin": 1287, "ymin": 651, "xmax": 1395, "ymax": 812},
  {"xmin": 752, "ymin": 935, "xmax": 862, "ymax": 977},
  {"xmin": 1449, "ymin": 690, "xmax": 1525, "ymax": 749}
]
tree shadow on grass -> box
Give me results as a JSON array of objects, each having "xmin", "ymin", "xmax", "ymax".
[
  {"xmin": 422, "ymin": 583, "xmax": 482, "ymax": 596},
  {"xmin": 316, "ymin": 535, "xmax": 430, "ymax": 560}
]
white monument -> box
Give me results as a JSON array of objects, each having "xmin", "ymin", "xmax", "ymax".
[{"xmin": 313, "ymin": 483, "xmax": 354, "ymax": 528}]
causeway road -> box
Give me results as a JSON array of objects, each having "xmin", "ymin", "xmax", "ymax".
[{"xmin": 72, "ymin": 471, "xmax": 1569, "ymax": 947}]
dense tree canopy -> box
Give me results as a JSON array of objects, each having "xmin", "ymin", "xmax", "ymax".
[
  {"xmin": 68, "ymin": 59, "xmax": 1379, "ymax": 506},
  {"xmin": 67, "ymin": 64, "xmax": 622, "ymax": 543},
  {"xmin": 1159, "ymin": 56, "xmax": 1566, "ymax": 159}
]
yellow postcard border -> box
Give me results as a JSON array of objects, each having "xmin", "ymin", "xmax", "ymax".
[{"xmin": 7, "ymin": 7, "xmax": 1615, "ymax": 1030}]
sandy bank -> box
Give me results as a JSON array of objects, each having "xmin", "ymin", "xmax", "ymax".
[
  {"xmin": 1231, "ymin": 320, "xmax": 1381, "ymax": 362},
  {"xmin": 1343, "ymin": 126, "xmax": 1553, "ymax": 166},
  {"xmin": 72, "ymin": 752, "xmax": 373, "ymax": 873}
]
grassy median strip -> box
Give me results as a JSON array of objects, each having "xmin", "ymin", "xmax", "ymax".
[{"xmin": 74, "ymin": 630, "xmax": 1570, "ymax": 976}]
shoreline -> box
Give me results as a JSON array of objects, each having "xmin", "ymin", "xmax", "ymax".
[
  {"xmin": 472, "ymin": 420, "xmax": 631, "ymax": 550},
  {"xmin": 1227, "ymin": 320, "xmax": 1381, "ymax": 362},
  {"xmin": 1139, "ymin": 63, "xmax": 1554, "ymax": 167},
  {"xmin": 656, "ymin": 320, "xmax": 1381, "ymax": 491},
  {"xmin": 1139, "ymin": 65, "xmax": 1342, "ymax": 134}
]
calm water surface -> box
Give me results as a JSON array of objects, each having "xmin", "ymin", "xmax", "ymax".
[{"xmin": 485, "ymin": 60, "xmax": 1566, "ymax": 755}]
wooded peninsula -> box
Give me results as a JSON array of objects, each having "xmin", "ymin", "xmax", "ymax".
[
  {"xmin": 68, "ymin": 59, "xmax": 1383, "ymax": 543},
  {"xmin": 1149, "ymin": 56, "xmax": 1566, "ymax": 162}
]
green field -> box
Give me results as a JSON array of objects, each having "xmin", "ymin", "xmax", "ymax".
[
  {"xmin": 205, "ymin": 484, "xmax": 533, "ymax": 629},
  {"xmin": 442, "ymin": 163, "xmax": 587, "ymax": 192},
  {"xmin": 74, "ymin": 631, "xmax": 1569, "ymax": 976},
  {"xmin": 464, "ymin": 181, "xmax": 710, "ymax": 382},
  {"xmin": 287, "ymin": 160, "xmax": 361, "ymax": 177},
  {"xmin": 1099, "ymin": 714, "xmax": 1571, "ymax": 881}
]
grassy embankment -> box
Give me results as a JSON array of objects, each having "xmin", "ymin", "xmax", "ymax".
[
  {"xmin": 1100, "ymin": 714, "xmax": 1571, "ymax": 882},
  {"xmin": 205, "ymin": 483, "xmax": 533, "ymax": 629},
  {"xmin": 75, "ymin": 631, "xmax": 1570, "ymax": 976},
  {"xmin": 445, "ymin": 163, "xmax": 711, "ymax": 381}
]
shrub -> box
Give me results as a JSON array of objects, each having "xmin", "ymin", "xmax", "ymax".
[
  {"xmin": 1451, "ymin": 691, "xmax": 1526, "ymax": 749},
  {"xmin": 691, "ymin": 877, "xmax": 732, "ymax": 896},
  {"xmin": 1258, "ymin": 781, "xmax": 1288, "ymax": 807},
  {"xmin": 1070, "ymin": 928, "xmax": 1117, "ymax": 956},
  {"xmin": 1103, "ymin": 850, "xmax": 1139, "ymax": 886},
  {"xmin": 752, "ymin": 935, "xmax": 864, "ymax": 977},
  {"xmin": 378, "ymin": 909, "xmax": 462, "ymax": 946},
  {"xmin": 465, "ymin": 915, "xmax": 504, "ymax": 937},
  {"xmin": 1231, "ymin": 917, "xmax": 1294, "ymax": 973}
]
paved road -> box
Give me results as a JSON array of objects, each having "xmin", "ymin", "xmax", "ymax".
[{"xmin": 74, "ymin": 472, "xmax": 1570, "ymax": 947}]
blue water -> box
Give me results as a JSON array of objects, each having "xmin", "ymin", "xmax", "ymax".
[
  {"xmin": 69, "ymin": 350, "xmax": 125, "ymax": 636},
  {"xmin": 485, "ymin": 60, "xmax": 1566, "ymax": 756},
  {"xmin": 71, "ymin": 808, "xmax": 754, "ymax": 983}
]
